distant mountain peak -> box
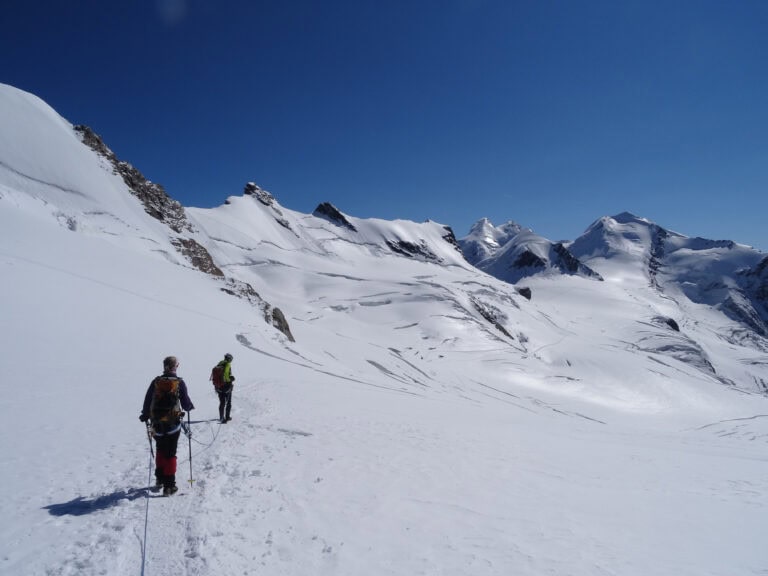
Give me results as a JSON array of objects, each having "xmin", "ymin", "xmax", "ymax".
[
  {"xmin": 313, "ymin": 202, "xmax": 357, "ymax": 232},
  {"xmin": 468, "ymin": 217, "xmax": 496, "ymax": 236},
  {"xmin": 459, "ymin": 219, "xmax": 599, "ymax": 283},
  {"xmin": 243, "ymin": 182, "xmax": 276, "ymax": 206},
  {"xmin": 611, "ymin": 211, "xmax": 650, "ymax": 225},
  {"xmin": 461, "ymin": 218, "xmax": 528, "ymax": 265}
]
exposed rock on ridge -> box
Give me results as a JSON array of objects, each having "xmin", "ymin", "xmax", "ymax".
[
  {"xmin": 386, "ymin": 239, "xmax": 441, "ymax": 262},
  {"xmin": 552, "ymin": 243, "xmax": 602, "ymax": 279},
  {"xmin": 471, "ymin": 296, "xmax": 514, "ymax": 340},
  {"xmin": 75, "ymin": 124, "xmax": 218, "ymax": 278},
  {"xmin": 75, "ymin": 125, "xmax": 191, "ymax": 234},
  {"xmin": 171, "ymin": 238, "xmax": 224, "ymax": 277},
  {"xmin": 439, "ymin": 225, "xmax": 463, "ymax": 254},
  {"xmin": 243, "ymin": 181, "xmax": 275, "ymax": 206},
  {"xmin": 313, "ymin": 202, "xmax": 357, "ymax": 232},
  {"xmin": 75, "ymin": 126, "xmax": 294, "ymax": 342},
  {"xmin": 244, "ymin": 182, "xmax": 294, "ymax": 232}
]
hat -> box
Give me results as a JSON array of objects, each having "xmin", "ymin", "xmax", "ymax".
[{"xmin": 224, "ymin": 353, "xmax": 233, "ymax": 362}]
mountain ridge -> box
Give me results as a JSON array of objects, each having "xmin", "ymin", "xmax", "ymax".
[
  {"xmin": 2, "ymin": 81, "xmax": 767, "ymax": 399},
  {"xmin": 3, "ymin": 82, "xmax": 768, "ymax": 576}
]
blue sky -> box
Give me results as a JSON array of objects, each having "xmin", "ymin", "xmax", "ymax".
[{"xmin": 3, "ymin": 0, "xmax": 767, "ymax": 250}]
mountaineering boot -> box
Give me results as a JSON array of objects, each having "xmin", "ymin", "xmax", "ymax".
[{"xmin": 163, "ymin": 485, "xmax": 179, "ymax": 496}]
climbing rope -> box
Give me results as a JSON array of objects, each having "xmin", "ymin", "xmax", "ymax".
[
  {"xmin": 188, "ymin": 419, "xmax": 223, "ymax": 452},
  {"xmin": 140, "ymin": 430, "xmax": 153, "ymax": 576},
  {"xmin": 138, "ymin": 418, "xmax": 222, "ymax": 574}
]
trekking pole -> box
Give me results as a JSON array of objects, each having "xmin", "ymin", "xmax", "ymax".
[
  {"xmin": 186, "ymin": 412, "xmax": 194, "ymax": 486},
  {"xmin": 145, "ymin": 421, "xmax": 154, "ymax": 459}
]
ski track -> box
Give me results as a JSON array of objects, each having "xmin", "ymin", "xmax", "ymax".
[
  {"xmin": 49, "ymin": 384, "xmax": 338, "ymax": 576},
  {"xmin": 145, "ymin": 393, "xmax": 278, "ymax": 576},
  {"xmin": 44, "ymin": 389, "xmax": 263, "ymax": 575},
  {"xmin": 30, "ymin": 373, "xmax": 768, "ymax": 576}
]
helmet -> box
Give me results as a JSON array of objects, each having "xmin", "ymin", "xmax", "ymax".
[{"xmin": 224, "ymin": 353, "xmax": 233, "ymax": 362}]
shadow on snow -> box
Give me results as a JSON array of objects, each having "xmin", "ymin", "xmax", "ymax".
[{"xmin": 43, "ymin": 486, "xmax": 157, "ymax": 516}]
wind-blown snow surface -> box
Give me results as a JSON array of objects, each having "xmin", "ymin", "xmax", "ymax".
[{"xmin": 1, "ymin": 82, "xmax": 768, "ymax": 575}]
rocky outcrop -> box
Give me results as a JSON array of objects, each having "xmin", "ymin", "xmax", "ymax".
[
  {"xmin": 754, "ymin": 258, "xmax": 768, "ymax": 321},
  {"xmin": 76, "ymin": 126, "xmax": 295, "ymax": 341},
  {"xmin": 268, "ymin": 307, "xmax": 295, "ymax": 342},
  {"xmin": 386, "ymin": 239, "xmax": 441, "ymax": 262},
  {"xmin": 75, "ymin": 125, "xmax": 191, "ymax": 234},
  {"xmin": 75, "ymin": 125, "xmax": 226, "ymax": 278},
  {"xmin": 219, "ymin": 278, "xmax": 262, "ymax": 310},
  {"xmin": 720, "ymin": 256, "xmax": 768, "ymax": 338},
  {"xmin": 313, "ymin": 202, "xmax": 357, "ymax": 232},
  {"xmin": 513, "ymin": 250, "xmax": 546, "ymax": 269},
  {"xmin": 385, "ymin": 225, "xmax": 461, "ymax": 262},
  {"xmin": 719, "ymin": 252, "xmax": 766, "ymax": 337},
  {"xmin": 647, "ymin": 225, "xmax": 668, "ymax": 288},
  {"xmin": 552, "ymin": 243, "xmax": 602, "ymax": 279},
  {"xmin": 471, "ymin": 296, "xmax": 514, "ymax": 340},
  {"xmin": 516, "ymin": 287, "xmax": 532, "ymax": 300},
  {"xmin": 722, "ymin": 296, "xmax": 766, "ymax": 337},
  {"xmin": 244, "ymin": 182, "xmax": 294, "ymax": 232},
  {"xmin": 171, "ymin": 238, "xmax": 224, "ymax": 276},
  {"xmin": 652, "ymin": 316, "xmax": 680, "ymax": 332},
  {"xmin": 221, "ymin": 278, "xmax": 296, "ymax": 342},
  {"xmin": 744, "ymin": 256, "xmax": 768, "ymax": 304},
  {"xmin": 440, "ymin": 225, "xmax": 464, "ymax": 254},
  {"xmin": 243, "ymin": 181, "xmax": 275, "ymax": 206}
]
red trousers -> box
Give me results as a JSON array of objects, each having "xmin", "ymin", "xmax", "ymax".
[{"xmin": 154, "ymin": 430, "xmax": 180, "ymax": 481}]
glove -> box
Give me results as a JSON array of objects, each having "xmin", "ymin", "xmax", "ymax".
[
  {"xmin": 230, "ymin": 376, "xmax": 235, "ymax": 382},
  {"xmin": 139, "ymin": 413, "xmax": 149, "ymax": 422}
]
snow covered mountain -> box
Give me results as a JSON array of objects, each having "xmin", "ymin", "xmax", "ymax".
[
  {"xmin": 461, "ymin": 213, "xmax": 768, "ymax": 350},
  {"xmin": 569, "ymin": 212, "xmax": 768, "ymax": 340},
  {"xmin": 458, "ymin": 217, "xmax": 527, "ymax": 263},
  {"xmin": 2, "ymin": 83, "xmax": 768, "ymax": 575},
  {"xmin": 459, "ymin": 219, "xmax": 603, "ymax": 283}
]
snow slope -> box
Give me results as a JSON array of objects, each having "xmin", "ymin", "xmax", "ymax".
[{"xmin": 1, "ymin": 83, "xmax": 768, "ymax": 575}]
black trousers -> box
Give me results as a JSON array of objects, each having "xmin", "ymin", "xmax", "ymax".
[{"xmin": 217, "ymin": 388, "xmax": 232, "ymax": 420}]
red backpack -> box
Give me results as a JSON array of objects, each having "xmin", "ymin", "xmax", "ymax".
[{"xmin": 210, "ymin": 364, "xmax": 226, "ymax": 390}]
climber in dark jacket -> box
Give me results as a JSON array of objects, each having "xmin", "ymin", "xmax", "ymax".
[{"xmin": 139, "ymin": 355, "xmax": 194, "ymax": 496}]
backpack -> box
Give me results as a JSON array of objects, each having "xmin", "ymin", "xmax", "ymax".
[
  {"xmin": 150, "ymin": 376, "xmax": 182, "ymax": 423},
  {"xmin": 210, "ymin": 364, "xmax": 226, "ymax": 390}
]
